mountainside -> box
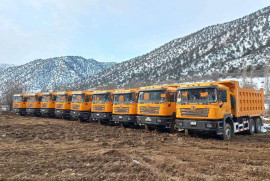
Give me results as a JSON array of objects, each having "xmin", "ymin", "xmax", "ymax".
[
  {"xmin": 0, "ymin": 56, "xmax": 116, "ymax": 91},
  {"xmin": 0, "ymin": 63, "xmax": 15, "ymax": 70},
  {"xmin": 83, "ymin": 6, "xmax": 270, "ymax": 89}
]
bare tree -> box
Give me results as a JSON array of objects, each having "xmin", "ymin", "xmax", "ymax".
[
  {"xmin": 1, "ymin": 80, "xmax": 25, "ymax": 111},
  {"xmin": 265, "ymin": 59, "xmax": 269, "ymax": 95},
  {"xmin": 242, "ymin": 61, "xmax": 247, "ymax": 87}
]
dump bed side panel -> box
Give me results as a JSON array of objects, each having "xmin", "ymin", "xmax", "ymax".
[{"xmin": 235, "ymin": 88, "xmax": 264, "ymax": 117}]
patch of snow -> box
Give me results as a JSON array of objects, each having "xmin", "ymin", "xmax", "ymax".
[{"xmin": 261, "ymin": 123, "xmax": 270, "ymax": 133}]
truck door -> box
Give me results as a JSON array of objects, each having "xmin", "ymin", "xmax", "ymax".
[{"xmin": 218, "ymin": 89, "xmax": 231, "ymax": 115}]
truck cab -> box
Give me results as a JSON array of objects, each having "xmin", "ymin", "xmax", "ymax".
[
  {"xmin": 70, "ymin": 90, "xmax": 93, "ymax": 121},
  {"xmin": 40, "ymin": 92, "xmax": 57, "ymax": 117},
  {"xmin": 91, "ymin": 90, "xmax": 114, "ymax": 124},
  {"xmin": 26, "ymin": 93, "xmax": 42, "ymax": 116},
  {"xmin": 55, "ymin": 91, "xmax": 72, "ymax": 119},
  {"xmin": 112, "ymin": 89, "xmax": 138, "ymax": 127},
  {"xmin": 13, "ymin": 94, "xmax": 28, "ymax": 116},
  {"xmin": 175, "ymin": 81, "xmax": 265, "ymax": 140},
  {"xmin": 137, "ymin": 85, "xmax": 178, "ymax": 131}
]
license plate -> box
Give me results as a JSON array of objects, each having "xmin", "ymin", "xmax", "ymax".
[
  {"xmin": 119, "ymin": 116, "xmax": 122, "ymax": 119},
  {"xmin": 190, "ymin": 121, "xmax": 197, "ymax": 126},
  {"xmin": 146, "ymin": 117, "xmax": 151, "ymax": 122}
]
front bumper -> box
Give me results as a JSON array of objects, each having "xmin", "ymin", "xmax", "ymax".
[
  {"xmin": 112, "ymin": 114, "xmax": 137, "ymax": 124},
  {"xmin": 55, "ymin": 109, "xmax": 70, "ymax": 118},
  {"xmin": 26, "ymin": 108, "xmax": 40, "ymax": 115},
  {"xmin": 175, "ymin": 119, "xmax": 224, "ymax": 133},
  {"xmin": 70, "ymin": 111, "xmax": 90, "ymax": 119},
  {"xmin": 137, "ymin": 115, "xmax": 173, "ymax": 128},
  {"xmin": 13, "ymin": 108, "xmax": 26, "ymax": 115},
  {"xmin": 91, "ymin": 112, "xmax": 112, "ymax": 121},
  {"xmin": 41, "ymin": 109, "xmax": 55, "ymax": 116}
]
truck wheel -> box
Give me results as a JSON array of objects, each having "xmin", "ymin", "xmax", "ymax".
[
  {"xmin": 255, "ymin": 118, "xmax": 262, "ymax": 133},
  {"xmin": 247, "ymin": 118, "xmax": 255, "ymax": 135},
  {"xmin": 184, "ymin": 129, "xmax": 190, "ymax": 136},
  {"xmin": 145, "ymin": 124, "xmax": 152, "ymax": 131},
  {"xmin": 169, "ymin": 120, "xmax": 176, "ymax": 133},
  {"xmin": 220, "ymin": 124, "xmax": 233, "ymax": 140}
]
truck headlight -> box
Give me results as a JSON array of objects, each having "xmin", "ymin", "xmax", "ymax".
[
  {"xmin": 206, "ymin": 123, "xmax": 212, "ymax": 128},
  {"xmin": 156, "ymin": 119, "xmax": 162, "ymax": 123},
  {"xmin": 206, "ymin": 123, "xmax": 217, "ymax": 128},
  {"xmin": 127, "ymin": 117, "xmax": 131, "ymax": 121},
  {"xmin": 178, "ymin": 122, "xmax": 183, "ymax": 126},
  {"xmin": 104, "ymin": 115, "xmax": 107, "ymax": 117}
]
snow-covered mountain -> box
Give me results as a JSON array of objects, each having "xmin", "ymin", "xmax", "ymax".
[
  {"xmin": 0, "ymin": 63, "xmax": 15, "ymax": 70},
  {"xmin": 82, "ymin": 6, "xmax": 270, "ymax": 89},
  {"xmin": 0, "ymin": 56, "xmax": 116, "ymax": 91}
]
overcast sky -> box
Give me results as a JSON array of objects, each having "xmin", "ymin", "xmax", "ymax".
[{"xmin": 0, "ymin": 0, "xmax": 269, "ymax": 65}]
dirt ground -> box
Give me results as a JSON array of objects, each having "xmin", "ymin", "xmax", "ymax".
[{"xmin": 0, "ymin": 112, "xmax": 270, "ymax": 180}]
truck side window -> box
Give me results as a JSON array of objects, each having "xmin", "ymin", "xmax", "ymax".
[
  {"xmin": 169, "ymin": 92, "xmax": 175, "ymax": 102},
  {"xmin": 85, "ymin": 95, "xmax": 90, "ymax": 102},
  {"xmin": 221, "ymin": 90, "xmax": 227, "ymax": 102},
  {"xmin": 230, "ymin": 94, "xmax": 236, "ymax": 109}
]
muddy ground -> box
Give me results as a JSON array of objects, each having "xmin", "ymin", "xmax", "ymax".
[{"xmin": 0, "ymin": 112, "xmax": 270, "ymax": 180}]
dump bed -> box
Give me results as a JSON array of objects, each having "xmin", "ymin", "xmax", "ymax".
[{"xmin": 219, "ymin": 81, "xmax": 264, "ymax": 117}]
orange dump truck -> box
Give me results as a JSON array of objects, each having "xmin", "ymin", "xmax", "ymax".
[
  {"xmin": 13, "ymin": 94, "xmax": 28, "ymax": 116},
  {"xmin": 112, "ymin": 89, "xmax": 138, "ymax": 127},
  {"xmin": 91, "ymin": 90, "xmax": 114, "ymax": 124},
  {"xmin": 70, "ymin": 90, "xmax": 93, "ymax": 121},
  {"xmin": 40, "ymin": 92, "xmax": 57, "ymax": 117},
  {"xmin": 55, "ymin": 91, "xmax": 72, "ymax": 119},
  {"xmin": 26, "ymin": 93, "xmax": 42, "ymax": 116},
  {"xmin": 137, "ymin": 85, "xmax": 178, "ymax": 131},
  {"xmin": 175, "ymin": 81, "xmax": 265, "ymax": 140}
]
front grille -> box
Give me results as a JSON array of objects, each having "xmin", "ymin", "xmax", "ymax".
[
  {"xmin": 114, "ymin": 107, "xmax": 129, "ymax": 113},
  {"xmin": 140, "ymin": 106, "xmax": 159, "ymax": 114},
  {"xmin": 28, "ymin": 104, "xmax": 34, "ymax": 108},
  {"xmin": 180, "ymin": 108, "xmax": 209, "ymax": 117},
  {"xmin": 72, "ymin": 104, "xmax": 80, "ymax": 110},
  {"xmin": 41, "ymin": 103, "xmax": 48, "ymax": 108},
  {"xmin": 93, "ymin": 105, "xmax": 105, "ymax": 111},
  {"xmin": 56, "ymin": 104, "xmax": 63, "ymax": 109}
]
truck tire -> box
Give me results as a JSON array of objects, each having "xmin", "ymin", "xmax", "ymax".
[
  {"xmin": 168, "ymin": 120, "xmax": 176, "ymax": 133},
  {"xmin": 255, "ymin": 117, "xmax": 262, "ymax": 133},
  {"xmin": 145, "ymin": 124, "xmax": 152, "ymax": 131},
  {"xmin": 220, "ymin": 123, "xmax": 233, "ymax": 140},
  {"xmin": 184, "ymin": 129, "xmax": 189, "ymax": 136},
  {"xmin": 247, "ymin": 118, "xmax": 255, "ymax": 135},
  {"xmin": 120, "ymin": 123, "xmax": 127, "ymax": 128}
]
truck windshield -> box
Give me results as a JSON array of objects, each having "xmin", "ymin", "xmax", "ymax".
[
  {"xmin": 138, "ymin": 90, "xmax": 166, "ymax": 103},
  {"xmin": 56, "ymin": 94, "xmax": 68, "ymax": 103},
  {"xmin": 72, "ymin": 94, "xmax": 85, "ymax": 103},
  {"xmin": 42, "ymin": 95, "xmax": 51, "ymax": 102},
  {"xmin": 13, "ymin": 96, "xmax": 22, "ymax": 102},
  {"xmin": 27, "ymin": 95, "xmax": 37, "ymax": 102},
  {"xmin": 92, "ymin": 93, "xmax": 111, "ymax": 103},
  {"xmin": 113, "ymin": 93, "xmax": 135, "ymax": 104},
  {"xmin": 177, "ymin": 88, "xmax": 217, "ymax": 104}
]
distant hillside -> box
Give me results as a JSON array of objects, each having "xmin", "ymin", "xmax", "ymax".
[
  {"xmin": 82, "ymin": 6, "xmax": 270, "ymax": 89},
  {"xmin": 0, "ymin": 56, "xmax": 116, "ymax": 91}
]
